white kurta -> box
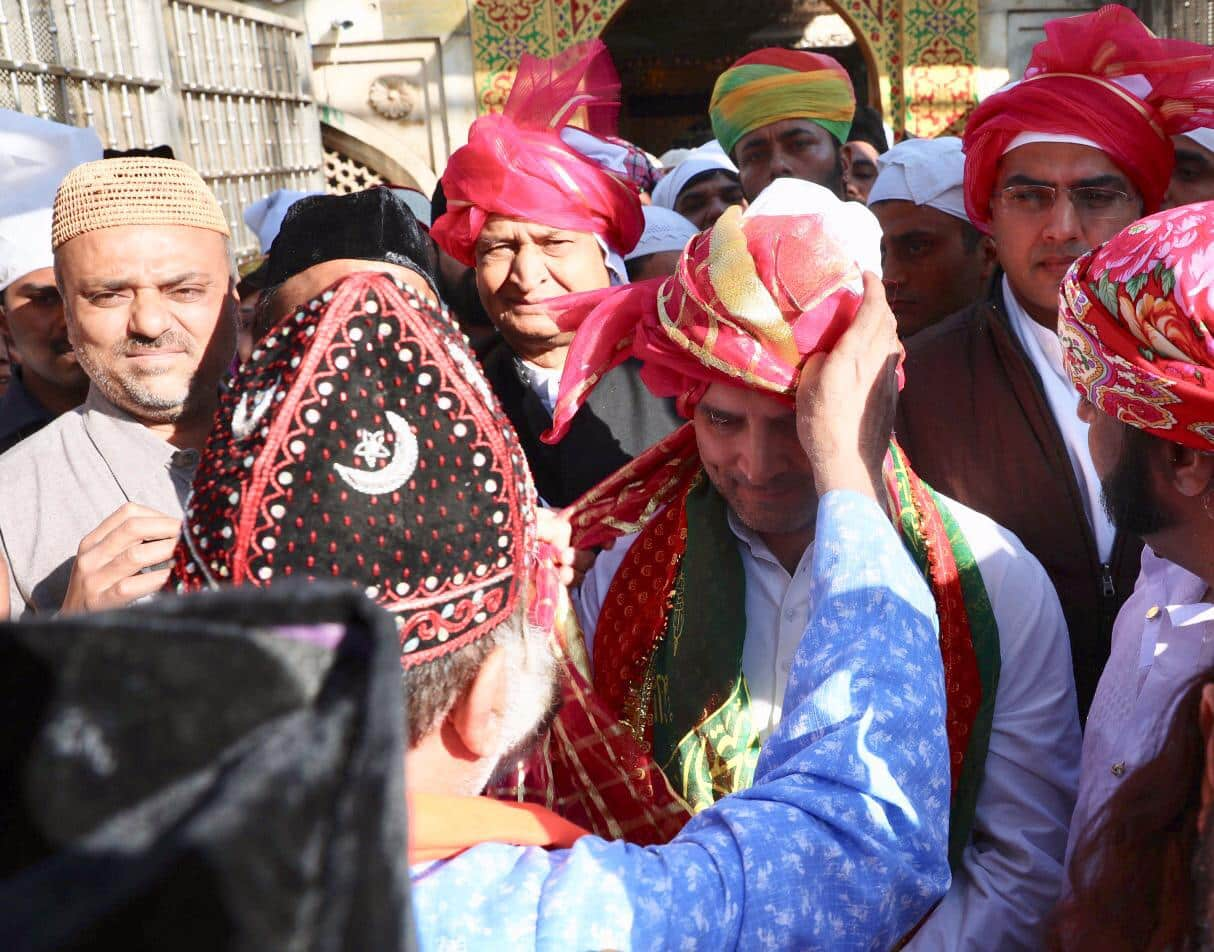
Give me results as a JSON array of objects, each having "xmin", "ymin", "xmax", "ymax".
[
  {"xmin": 576, "ymin": 490, "xmax": 1081, "ymax": 950},
  {"xmin": 1003, "ymin": 275, "xmax": 1116, "ymax": 562},
  {"xmin": 1066, "ymin": 547, "xmax": 1214, "ymax": 866}
]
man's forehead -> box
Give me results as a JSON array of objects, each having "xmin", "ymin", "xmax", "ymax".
[
  {"xmin": 699, "ymin": 381, "xmax": 793, "ymax": 417},
  {"xmin": 1174, "ymin": 134, "xmax": 1214, "ymax": 163},
  {"xmin": 5, "ymin": 267, "xmax": 58, "ymax": 293},
  {"xmin": 57, "ymin": 224, "xmax": 228, "ymax": 277},
  {"xmin": 872, "ymin": 200, "xmax": 963, "ymax": 235},
  {"xmin": 738, "ymin": 118, "xmax": 826, "ymax": 149},
  {"xmin": 995, "ymin": 142, "xmax": 1130, "ymax": 186},
  {"xmin": 478, "ymin": 215, "xmax": 584, "ymax": 241},
  {"xmin": 679, "ymin": 171, "xmax": 741, "ymax": 198}
]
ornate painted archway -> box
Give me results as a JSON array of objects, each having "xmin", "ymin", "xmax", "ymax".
[{"xmin": 468, "ymin": 0, "xmax": 979, "ymax": 139}]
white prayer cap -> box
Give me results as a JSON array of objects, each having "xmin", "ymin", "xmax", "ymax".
[
  {"xmin": 745, "ymin": 177, "xmax": 882, "ymax": 278},
  {"xmin": 658, "ymin": 147, "xmax": 692, "ymax": 168},
  {"xmin": 243, "ymin": 189, "xmax": 322, "ymax": 254},
  {"xmin": 625, "ymin": 206, "xmax": 699, "ymax": 261},
  {"xmin": 651, "ymin": 141, "xmax": 738, "ymax": 210},
  {"xmin": 1181, "ymin": 127, "xmax": 1214, "ymax": 154},
  {"xmin": 0, "ymin": 109, "xmax": 102, "ymax": 290},
  {"xmin": 868, "ymin": 136, "xmax": 970, "ymax": 222}
]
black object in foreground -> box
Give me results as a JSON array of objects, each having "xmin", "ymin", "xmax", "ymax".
[{"xmin": 0, "ymin": 582, "xmax": 413, "ymax": 952}]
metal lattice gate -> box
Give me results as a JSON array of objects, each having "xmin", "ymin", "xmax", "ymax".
[{"xmin": 0, "ymin": 0, "xmax": 324, "ymax": 261}]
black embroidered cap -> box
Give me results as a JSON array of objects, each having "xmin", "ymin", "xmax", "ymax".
[
  {"xmin": 169, "ymin": 272, "xmax": 536, "ymax": 667},
  {"xmin": 264, "ymin": 188, "xmax": 440, "ymax": 297}
]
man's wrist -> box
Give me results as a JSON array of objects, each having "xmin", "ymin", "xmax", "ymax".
[{"xmin": 813, "ymin": 463, "xmax": 880, "ymax": 501}]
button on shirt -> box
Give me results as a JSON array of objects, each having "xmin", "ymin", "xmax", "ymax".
[
  {"xmin": 1067, "ymin": 547, "xmax": 1214, "ymax": 866},
  {"xmin": 1004, "ymin": 275, "xmax": 1116, "ymax": 562}
]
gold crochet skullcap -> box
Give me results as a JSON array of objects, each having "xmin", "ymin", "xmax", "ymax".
[{"xmin": 52, "ymin": 157, "xmax": 230, "ymax": 249}]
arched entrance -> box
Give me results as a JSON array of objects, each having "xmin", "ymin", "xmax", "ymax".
[
  {"xmin": 467, "ymin": 0, "xmax": 979, "ymax": 141},
  {"xmin": 601, "ymin": 0, "xmax": 883, "ymax": 153}
]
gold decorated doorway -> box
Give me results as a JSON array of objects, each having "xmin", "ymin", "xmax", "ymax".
[{"xmin": 468, "ymin": 0, "xmax": 980, "ymax": 144}]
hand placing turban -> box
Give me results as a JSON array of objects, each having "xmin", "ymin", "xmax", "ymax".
[
  {"xmin": 963, "ymin": 5, "xmax": 1214, "ymax": 228},
  {"xmin": 1061, "ymin": 201, "xmax": 1214, "ymax": 451},
  {"xmin": 709, "ymin": 49, "xmax": 856, "ymax": 158},
  {"xmin": 429, "ymin": 40, "xmax": 644, "ymax": 267}
]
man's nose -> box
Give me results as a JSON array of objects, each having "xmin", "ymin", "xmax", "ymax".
[
  {"xmin": 738, "ymin": 430, "xmax": 780, "ymax": 484},
  {"xmin": 128, "ymin": 289, "xmax": 173, "ymax": 340},
  {"xmin": 509, "ymin": 245, "xmax": 547, "ymax": 293},
  {"xmin": 1042, "ymin": 192, "xmax": 1084, "ymax": 243}
]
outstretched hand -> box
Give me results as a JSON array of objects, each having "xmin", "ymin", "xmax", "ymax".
[{"xmin": 795, "ymin": 272, "xmax": 901, "ymax": 501}]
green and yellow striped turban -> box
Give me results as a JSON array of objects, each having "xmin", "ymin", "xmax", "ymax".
[{"xmin": 710, "ymin": 49, "xmax": 856, "ymax": 157}]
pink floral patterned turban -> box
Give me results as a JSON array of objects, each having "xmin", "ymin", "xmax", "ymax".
[{"xmin": 1060, "ymin": 201, "xmax": 1214, "ymax": 450}]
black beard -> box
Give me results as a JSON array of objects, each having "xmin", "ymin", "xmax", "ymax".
[{"xmin": 1100, "ymin": 426, "xmax": 1174, "ymax": 536}]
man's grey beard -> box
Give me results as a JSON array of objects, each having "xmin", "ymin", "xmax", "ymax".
[
  {"xmin": 74, "ymin": 333, "xmax": 197, "ymax": 422},
  {"xmin": 485, "ymin": 634, "xmax": 563, "ymax": 788}
]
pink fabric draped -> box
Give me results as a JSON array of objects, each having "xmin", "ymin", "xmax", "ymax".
[{"xmin": 429, "ymin": 40, "xmax": 644, "ymax": 266}]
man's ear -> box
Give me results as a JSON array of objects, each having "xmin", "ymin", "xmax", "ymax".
[
  {"xmin": 1165, "ymin": 442, "xmax": 1214, "ymax": 499},
  {"xmin": 839, "ymin": 142, "xmax": 855, "ymax": 179},
  {"xmin": 977, "ymin": 234, "xmax": 998, "ymax": 282},
  {"xmin": 446, "ymin": 641, "xmax": 510, "ymax": 759},
  {"xmin": 1198, "ymin": 684, "xmax": 1214, "ymax": 835}
]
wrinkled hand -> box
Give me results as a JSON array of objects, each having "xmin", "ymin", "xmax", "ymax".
[
  {"xmin": 59, "ymin": 503, "xmax": 182, "ymax": 616},
  {"xmin": 795, "ymin": 272, "xmax": 901, "ymax": 501}
]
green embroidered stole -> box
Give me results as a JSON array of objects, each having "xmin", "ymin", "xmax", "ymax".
[
  {"xmin": 649, "ymin": 475, "xmax": 760, "ymax": 811},
  {"xmin": 647, "ymin": 465, "xmax": 1002, "ymax": 868}
]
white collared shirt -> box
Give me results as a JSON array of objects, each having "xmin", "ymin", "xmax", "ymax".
[
  {"xmin": 1004, "ymin": 275, "xmax": 1116, "ymax": 561},
  {"xmin": 517, "ymin": 360, "xmax": 562, "ymax": 417},
  {"xmin": 1067, "ymin": 547, "xmax": 1214, "ymax": 866},
  {"xmin": 576, "ymin": 490, "xmax": 1080, "ymax": 949}
]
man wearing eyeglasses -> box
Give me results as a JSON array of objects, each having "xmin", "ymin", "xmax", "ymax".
[{"xmin": 895, "ymin": 6, "xmax": 1214, "ymax": 720}]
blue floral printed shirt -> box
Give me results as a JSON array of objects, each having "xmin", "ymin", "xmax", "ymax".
[{"xmin": 411, "ymin": 491, "xmax": 951, "ymax": 950}]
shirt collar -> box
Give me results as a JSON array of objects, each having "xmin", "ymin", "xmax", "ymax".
[
  {"xmin": 1003, "ymin": 275, "xmax": 1067, "ymax": 384},
  {"xmin": 725, "ymin": 506, "xmax": 815, "ymax": 575},
  {"xmin": 1141, "ymin": 546, "xmax": 1214, "ymax": 625},
  {"xmin": 81, "ymin": 385, "xmax": 181, "ymax": 475}
]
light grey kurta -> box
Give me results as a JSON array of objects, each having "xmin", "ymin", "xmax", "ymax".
[{"xmin": 0, "ymin": 387, "xmax": 197, "ymax": 618}]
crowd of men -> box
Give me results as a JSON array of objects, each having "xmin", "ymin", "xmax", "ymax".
[{"xmin": 4, "ymin": 4, "xmax": 1214, "ymax": 948}]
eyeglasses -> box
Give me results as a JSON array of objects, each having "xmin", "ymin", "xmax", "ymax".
[{"xmin": 997, "ymin": 184, "xmax": 1135, "ymax": 224}]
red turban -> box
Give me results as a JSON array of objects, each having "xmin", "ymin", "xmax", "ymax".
[
  {"xmin": 1061, "ymin": 201, "xmax": 1214, "ymax": 451},
  {"xmin": 429, "ymin": 41, "xmax": 644, "ymax": 266},
  {"xmin": 963, "ymin": 5, "xmax": 1214, "ymax": 229}
]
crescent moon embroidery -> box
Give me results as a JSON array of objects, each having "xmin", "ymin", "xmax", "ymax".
[
  {"xmin": 333, "ymin": 410, "xmax": 419, "ymax": 496},
  {"xmin": 231, "ymin": 384, "xmax": 277, "ymax": 440}
]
